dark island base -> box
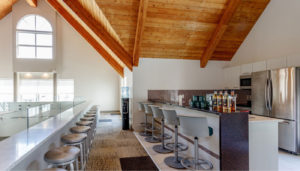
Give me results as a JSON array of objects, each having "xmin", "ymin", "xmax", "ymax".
[{"xmin": 154, "ymin": 112, "xmax": 249, "ymax": 170}]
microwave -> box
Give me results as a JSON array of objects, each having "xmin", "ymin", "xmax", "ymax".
[{"xmin": 240, "ymin": 75, "xmax": 251, "ymax": 89}]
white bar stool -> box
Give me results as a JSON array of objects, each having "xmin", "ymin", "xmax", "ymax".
[
  {"xmin": 144, "ymin": 103, "xmax": 160, "ymax": 143},
  {"xmin": 179, "ymin": 116, "xmax": 213, "ymax": 170},
  {"xmin": 139, "ymin": 102, "xmax": 152, "ymax": 137},
  {"xmin": 150, "ymin": 105, "xmax": 172, "ymax": 154},
  {"xmin": 161, "ymin": 108, "xmax": 188, "ymax": 169}
]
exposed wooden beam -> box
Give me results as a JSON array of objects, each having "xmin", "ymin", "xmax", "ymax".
[
  {"xmin": 0, "ymin": 0, "xmax": 18, "ymax": 20},
  {"xmin": 26, "ymin": 0, "xmax": 37, "ymax": 7},
  {"xmin": 47, "ymin": 0, "xmax": 124, "ymax": 77},
  {"xmin": 63, "ymin": 0, "xmax": 133, "ymax": 71},
  {"xmin": 200, "ymin": 0, "xmax": 241, "ymax": 68},
  {"xmin": 133, "ymin": 0, "xmax": 148, "ymax": 66}
]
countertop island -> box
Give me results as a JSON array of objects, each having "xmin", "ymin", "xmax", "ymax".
[{"xmin": 142, "ymin": 101, "xmax": 282, "ymax": 170}]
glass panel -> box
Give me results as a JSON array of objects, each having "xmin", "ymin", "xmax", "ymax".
[
  {"xmin": 36, "ymin": 34, "xmax": 52, "ymax": 46},
  {"xmin": 17, "ymin": 46, "xmax": 35, "ymax": 58},
  {"xmin": 0, "ymin": 79, "xmax": 13, "ymax": 102},
  {"xmin": 17, "ymin": 15, "xmax": 35, "ymax": 30},
  {"xmin": 36, "ymin": 15, "xmax": 52, "ymax": 31},
  {"xmin": 17, "ymin": 32, "xmax": 35, "ymax": 45},
  {"xmin": 37, "ymin": 47, "xmax": 52, "ymax": 59},
  {"xmin": 57, "ymin": 79, "xmax": 74, "ymax": 101}
]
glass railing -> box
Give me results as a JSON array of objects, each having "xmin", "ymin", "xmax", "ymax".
[{"xmin": 0, "ymin": 97, "xmax": 85, "ymax": 141}]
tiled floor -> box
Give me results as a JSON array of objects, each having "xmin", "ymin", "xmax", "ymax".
[
  {"xmin": 279, "ymin": 150, "xmax": 300, "ymax": 171},
  {"xmin": 85, "ymin": 112, "xmax": 148, "ymax": 170}
]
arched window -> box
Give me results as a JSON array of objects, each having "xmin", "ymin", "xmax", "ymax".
[{"xmin": 16, "ymin": 15, "xmax": 53, "ymax": 59}]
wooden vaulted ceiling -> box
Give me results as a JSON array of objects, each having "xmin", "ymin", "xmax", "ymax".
[
  {"xmin": 0, "ymin": 0, "xmax": 270, "ymax": 76},
  {"xmin": 96, "ymin": 0, "xmax": 270, "ymax": 67}
]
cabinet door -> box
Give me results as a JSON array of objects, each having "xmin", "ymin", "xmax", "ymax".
[
  {"xmin": 231, "ymin": 66, "xmax": 241, "ymax": 89},
  {"xmin": 223, "ymin": 68, "xmax": 231, "ymax": 89},
  {"xmin": 253, "ymin": 61, "xmax": 267, "ymax": 72},
  {"xmin": 240, "ymin": 64, "xmax": 253, "ymax": 75},
  {"xmin": 267, "ymin": 57, "xmax": 287, "ymax": 70}
]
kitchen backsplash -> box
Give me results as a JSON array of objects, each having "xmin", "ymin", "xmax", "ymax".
[{"xmin": 148, "ymin": 89, "xmax": 251, "ymax": 107}]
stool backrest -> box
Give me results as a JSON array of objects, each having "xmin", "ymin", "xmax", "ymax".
[
  {"xmin": 143, "ymin": 103, "xmax": 152, "ymax": 114},
  {"xmin": 150, "ymin": 105, "xmax": 163, "ymax": 119},
  {"xmin": 138, "ymin": 102, "xmax": 145, "ymax": 112},
  {"xmin": 179, "ymin": 116, "xmax": 209, "ymax": 138},
  {"xmin": 162, "ymin": 109, "xmax": 178, "ymax": 125}
]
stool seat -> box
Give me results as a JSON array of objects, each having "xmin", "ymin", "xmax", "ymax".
[
  {"xmin": 44, "ymin": 146, "xmax": 80, "ymax": 164},
  {"xmin": 61, "ymin": 133, "xmax": 87, "ymax": 144},
  {"xmin": 87, "ymin": 111, "xmax": 96, "ymax": 114},
  {"xmin": 80, "ymin": 117, "xmax": 95, "ymax": 121},
  {"xmin": 76, "ymin": 121, "xmax": 93, "ymax": 126},
  {"xmin": 43, "ymin": 168, "xmax": 67, "ymax": 171},
  {"xmin": 70, "ymin": 126, "xmax": 90, "ymax": 133},
  {"xmin": 84, "ymin": 114, "xmax": 96, "ymax": 117}
]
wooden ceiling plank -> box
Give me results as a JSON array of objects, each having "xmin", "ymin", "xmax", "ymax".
[
  {"xmin": 47, "ymin": 0, "xmax": 124, "ymax": 77},
  {"xmin": 0, "ymin": 0, "xmax": 18, "ymax": 20},
  {"xmin": 200, "ymin": 0, "xmax": 241, "ymax": 68},
  {"xmin": 26, "ymin": 0, "xmax": 37, "ymax": 7},
  {"xmin": 133, "ymin": 0, "xmax": 149, "ymax": 66},
  {"xmin": 63, "ymin": 0, "xmax": 133, "ymax": 71}
]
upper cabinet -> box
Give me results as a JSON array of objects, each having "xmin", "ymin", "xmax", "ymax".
[
  {"xmin": 224, "ymin": 66, "xmax": 240, "ymax": 90},
  {"xmin": 267, "ymin": 57, "xmax": 287, "ymax": 70},
  {"xmin": 240, "ymin": 64, "xmax": 253, "ymax": 75}
]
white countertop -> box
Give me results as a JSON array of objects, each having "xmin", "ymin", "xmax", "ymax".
[
  {"xmin": 249, "ymin": 114, "xmax": 283, "ymax": 123},
  {"xmin": 0, "ymin": 102, "xmax": 88, "ymax": 170}
]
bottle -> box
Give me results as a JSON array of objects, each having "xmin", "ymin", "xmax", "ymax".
[
  {"xmin": 227, "ymin": 95, "xmax": 232, "ymax": 113},
  {"xmin": 217, "ymin": 91, "xmax": 223, "ymax": 113},
  {"xmin": 231, "ymin": 91, "xmax": 237, "ymax": 112},
  {"xmin": 212, "ymin": 91, "xmax": 218, "ymax": 111},
  {"xmin": 223, "ymin": 91, "xmax": 228, "ymax": 113}
]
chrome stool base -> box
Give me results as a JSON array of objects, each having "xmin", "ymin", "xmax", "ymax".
[
  {"xmin": 145, "ymin": 136, "xmax": 160, "ymax": 143},
  {"xmin": 181, "ymin": 157, "xmax": 213, "ymax": 170},
  {"xmin": 139, "ymin": 131, "xmax": 151, "ymax": 137},
  {"xmin": 166, "ymin": 142, "xmax": 188, "ymax": 151},
  {"xmin": 153, "ymin": 144, "xmax": 173, "ymax": 153},
  {"xmin": 154, "ymin": 133, "xmax": 172, "ymax": 140},
  {"xmin": 164, "ymin": 156, "xmax": 185, "ymax": 169}
]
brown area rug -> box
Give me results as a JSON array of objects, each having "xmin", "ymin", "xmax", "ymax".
[{"xmin": 120, "ymin": 156, "xmax": 158, "ymax": 171}]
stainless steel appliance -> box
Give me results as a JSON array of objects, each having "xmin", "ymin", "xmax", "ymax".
[
  {"xmin": 240, "ymin": 75, "xmax": 252, "ymax": 89},
  {"xmin": 251, "ymin": 67, "xmax": 300, "ymax": 154}
]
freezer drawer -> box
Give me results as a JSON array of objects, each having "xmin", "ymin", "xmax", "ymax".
[{"xmin": 279, "ymin": 120, "xmax": 296, "ymax": 152}]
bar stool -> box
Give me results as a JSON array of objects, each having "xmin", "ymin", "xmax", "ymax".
[
  {"xmin": 139, "ymin": 102, "xmax": 152, "ymax": 137},
  {"xmin": 162, "ymin": 109, "xmax": 188, "ymax": 169},
  {"xmin": 70, "ymin": 126, "xmax": 91, "ymax": 163},
  {"xmin": 144, "ymin": 103, "xmax": 160, "ymax": 143},
  {"xmin": 179, "ymin": 116, "xmax": 213, "ymax": 170},
  {"xmin": 43, "ymin": 168, "xmax": 67, "ymax": 171},
  {"xmin": 76, "ymin": 121, "xmax": 94, "ymax": 151},
  {"xmin": 138, "ymin": 102, "xmax": 150, "ymax": 127},
  {"xmin": 61, "ymin": 133, "xmax": 87, "ymax": 170},
  {"xmin": 44, "ymin": 146, "xmax": 80, "ymax": 171},
  {"xmin": 150, "ymin": 105, "xmax": 172, "ymax": 153}
]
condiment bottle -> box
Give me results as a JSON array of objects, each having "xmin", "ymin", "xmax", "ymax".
[
  {"xmin": 231, "ymin": 91, "xmax": 237, "ymax": 112},
  {"xmin": 217, "ymin": 91, "xmax": 223, "ymax": 113},
  {"xmin": 223, "ymin": 91, "xmax": 228, "ymax": 113},
  {"xmin": 212, "ymin": 91, "xmax": 218, "ymax": 111}
]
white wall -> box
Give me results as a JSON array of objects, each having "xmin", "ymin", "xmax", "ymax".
[
  {"xmin": 228, "ymin": 0, "xmax": 300, "ymax": 67},
  {"xmin": 0, "ymin": 0, "xmax": 121, "ymax": 111},
  {"xmin": 132, "ymin": 58, "xmax": 226, "ymax": 130},
  {"xmin": 0, "ymin": 13, "xmax": 13, "ymax": 78}
]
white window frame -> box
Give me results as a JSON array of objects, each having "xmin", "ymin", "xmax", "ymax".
[{"xmin": 16, "ymin": 15, "xmax": 53, "ymax": 59}]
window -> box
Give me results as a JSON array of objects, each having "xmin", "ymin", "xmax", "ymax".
[
  {"xmin": 16, "ymin": 15, "xmax": 53, "ymax": 59},
  {"xmin": 0, "ymin": 79, "xmax": 13, "ymax": 102},
  {"xmin": 18, "ymin": 73, "xmax": 53, "ymax": 102},
  {"xmin": 57, "ymin": 79, "xmax": 74, "ymax": 101}
]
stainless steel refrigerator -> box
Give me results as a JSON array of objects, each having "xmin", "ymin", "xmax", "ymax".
[{"xmin": 252, "ymin": 67, "xmax": 300, "ymax": 154}]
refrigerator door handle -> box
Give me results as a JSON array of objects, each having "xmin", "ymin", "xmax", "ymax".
[
  {"xmin": 269, "ymin": 78, "xmax": 273, "ymax": 111},
  {"xmin": 265, "ymin": 79, "xmax": 270, "ymax": 111}
]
